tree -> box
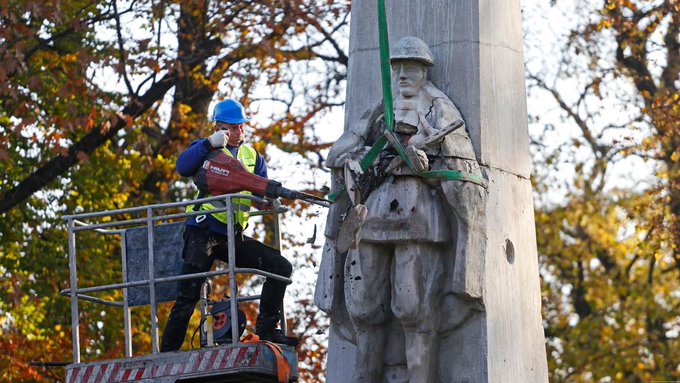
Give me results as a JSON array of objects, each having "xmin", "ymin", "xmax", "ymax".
[
  {"xmin": 524, "ymin": 0, "xmax": 679, "ymax": 381},
  {"xmin": 0, "ymin": 0, "xmax": 349, "ymax": 381}
]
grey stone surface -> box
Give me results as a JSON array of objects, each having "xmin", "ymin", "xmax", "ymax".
[
  {"xmin": 483, "ymin": 168, "xmax": 547, "ymax": 382},
  {"xmin": 316, "ymin": 1, "xmax": 548, "ymax": 382}
]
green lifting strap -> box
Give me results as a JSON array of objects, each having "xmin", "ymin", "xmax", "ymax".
[
  {"xmin": 327, "ymin": 0, "xmax": 486, "ymax": 203},
  {"xmin": 377, "ymin": 0, "xmax": 394, "ymax": 134}
]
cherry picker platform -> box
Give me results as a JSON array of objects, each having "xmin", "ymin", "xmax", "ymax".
[
  {"xmin": 64, "ymin": 342, "xmax": 297, "ymax": 383},
  {"xmin": 60, "ymin": 194, "xmax": 298, "ymax": 382}
]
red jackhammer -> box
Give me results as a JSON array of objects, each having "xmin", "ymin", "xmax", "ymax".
[{"xmin": 192, "ymin": 150, "xmax": 331, "ymax": 208}]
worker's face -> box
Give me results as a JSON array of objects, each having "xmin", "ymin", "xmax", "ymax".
[
  {"xmin": 391, "ymin": 60, "xmax": 427, "ymax": 98},
  {"xmin": 215, "ymin": 122, "xmax": 246, "ymax": 146}
]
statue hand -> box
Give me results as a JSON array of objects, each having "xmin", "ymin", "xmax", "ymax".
[
  {"xmin": 408, "ymin": 111, "xmax": 437, "ymax": 149},
  {"xmin": 417, "ymin": 111, "xmax": 437, "ymax": 136},
  {"xmin": 406, "ymin": 145, "xmax": 428, "ymax": 172}
]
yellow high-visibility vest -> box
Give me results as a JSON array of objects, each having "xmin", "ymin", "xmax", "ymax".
[{"xmin": 187, "ymin": 145, "xmax": 258, "ymax": 229}]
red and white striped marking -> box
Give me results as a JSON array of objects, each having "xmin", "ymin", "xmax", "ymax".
[{"xmin": 66, "ymin": 346, "xmax": 262, "ymax": 383}]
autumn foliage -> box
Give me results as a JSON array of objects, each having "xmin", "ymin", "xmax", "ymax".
[{"xmin": 527, "ymin": 0, "xmax": 679, "ymax": 381}]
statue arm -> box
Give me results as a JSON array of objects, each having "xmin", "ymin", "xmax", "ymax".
[
  {"xmin": 326, "ymin": 131, "xmax": 366, "ymax": 168},
  {"xmin": 316, "ymin": 104, "xmax": 380, "ymax": 320},
  {"xmin": 326, "ymin": 102, "xmax": 384, "ymax": 168}
]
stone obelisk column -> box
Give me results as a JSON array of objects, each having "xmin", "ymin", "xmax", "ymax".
[{"xmin": 318, "ymin": 1, "xmax": 548, "ymax": 381}]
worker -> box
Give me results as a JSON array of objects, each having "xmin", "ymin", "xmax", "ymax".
[{"xmin": 160, "ymin": 98, "xmax": 297, "ymax": 351}]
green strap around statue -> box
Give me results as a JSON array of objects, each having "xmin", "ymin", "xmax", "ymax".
[{"xmin": 327, "ymin": 0, "xmax": 486, "ymax": 203}]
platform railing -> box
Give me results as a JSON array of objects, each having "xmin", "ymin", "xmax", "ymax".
[{"xmin": 60, "ymin": 194, "xmax": 290, "ymax": 363}]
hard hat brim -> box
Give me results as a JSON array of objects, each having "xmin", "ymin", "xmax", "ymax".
[
  {"xmin": 389, "ymin": 57, "xmax": 434, "ymax": 67},
  {"xmin": 213, "ymin": 116, "xmax": 250, "ymax": 124}
]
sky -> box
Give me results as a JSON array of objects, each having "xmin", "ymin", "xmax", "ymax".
[{"xmin": 523, "ymin": 0, "xmax": 667, "ymax": 211}]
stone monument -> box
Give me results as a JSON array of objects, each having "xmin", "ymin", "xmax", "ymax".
[{"xmin": 315, "ymin": 1, "xmax": 549, "ymax": 382}]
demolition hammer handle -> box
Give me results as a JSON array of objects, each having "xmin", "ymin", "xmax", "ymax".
[{"xmin": 265, "ymin": 181, "xmax": 331, "ymax": 208}]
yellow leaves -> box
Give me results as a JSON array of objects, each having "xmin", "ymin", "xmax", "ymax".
[
  {"xmin": 60, "ymin": 53, "xmax": 79, "ymax": 64},
  {"xmin": 117, "ymin": 157, "xmax": 132, "ymax": 170},
  {"xmin": 252, "ymin": 140, "xmax": 266, "ymax": 154},
  {"xmin": 178, "ymin": 104, "xmax": 193, "ymax": 117},
  {"xmin": 156, "ymin": 181, "xmax": 168, "ymax": 195},
  {"xmin": 539, "ymin": 178, "xmax": 677, "ymax": 374},
  {"xmin": 671, "ymin": 150, "xmax": 680, "ymax": 163},
  {"xmin": 620, "ymin": 0, "xmax": 637, "ymax": 12},
  {"xmin": 596, "ymin": 19, "xmax": 612, "ymax": 31},
  {"xmin": 109, "ymin": 193, "xmax": 129, "ymax": 208},
  {"xmin": 52, "ymin": 324, "xmax": 66, "ymax": 338}
]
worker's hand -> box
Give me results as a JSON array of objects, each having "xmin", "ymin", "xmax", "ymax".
[{"xmin": 208, "ymin": 130, "xmax": 228, "ymax": 148}]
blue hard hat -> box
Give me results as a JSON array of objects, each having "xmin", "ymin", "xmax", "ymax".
[{"xmin": 211, "ymin": 99, "xmax": 250, "ymax": 124}]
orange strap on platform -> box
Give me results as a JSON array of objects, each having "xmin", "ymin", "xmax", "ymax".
[{"xmin": 242, "ymin": 334, "xmax": 290, "ymax": 383}]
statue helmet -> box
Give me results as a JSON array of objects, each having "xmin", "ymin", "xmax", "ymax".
[
  {"xmin": 389, "ymin": 36, "xmax": 434, "ymax": 67},
  {"xmin": 211, "ymin": 99, "xmax": 250, "ymax": 124}
]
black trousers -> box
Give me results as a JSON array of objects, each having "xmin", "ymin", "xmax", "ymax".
[{"xmin": 160, "ymin": 225, "xmax": 292, "ymax": 351}]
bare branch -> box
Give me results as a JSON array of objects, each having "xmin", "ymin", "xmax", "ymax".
[
  {"xmin": 0, "ymin": 46, "xmax": 217, "ymax": 214},
  {"xmin": 112, "ymin": 0, "xmax": 135, "ymax": 95},
  {"xmin": 661, "ymin": 8, "xmax": 679, "ymax": 91},
  {"xmin": 529, "ymin": 74, "xmax": 607, "ymax": 159}
]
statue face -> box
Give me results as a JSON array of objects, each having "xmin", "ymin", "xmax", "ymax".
[{"xmin": 391, "ymin": 60, "xmax": 427, "ymax": 98}]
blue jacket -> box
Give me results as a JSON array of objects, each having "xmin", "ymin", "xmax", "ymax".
[{"xmin": 177, "ymin": 138, "xmax": 268, "ymax": 235}]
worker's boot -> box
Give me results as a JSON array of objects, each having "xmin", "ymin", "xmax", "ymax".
[{"xmin": 255, "ymin": 313, "xmax": 299, "ymax": 347}]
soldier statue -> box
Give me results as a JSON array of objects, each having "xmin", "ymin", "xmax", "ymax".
[{"xmin": 316, "ymin": 36, "xmax": 488, "ymax": 382}]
